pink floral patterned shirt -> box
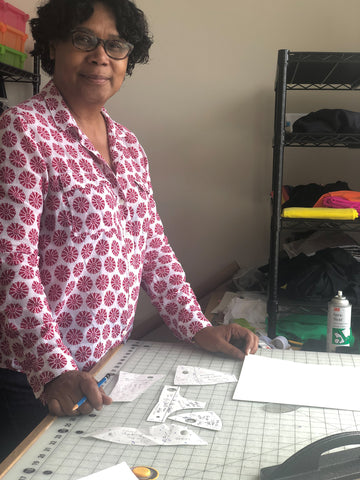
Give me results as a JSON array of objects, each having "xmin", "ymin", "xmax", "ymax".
[{"xmin": 0, "ymin": 80, "xmax": 210, "ymax": 398}]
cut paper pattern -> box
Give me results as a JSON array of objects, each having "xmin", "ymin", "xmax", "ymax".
[
  {"xmin": 147, "ymin": 385, "xmax": 206, "ymax": 423},
  {"xmin": 174, "ymin": 365, "xmax": 237, "ymax": 385},
  {"xmin": 109, "ymin": 371, "xmax": 164, "ymax": 402},
  {"xmin": 169, "ymin": 411, "xmax": 222, "ymax": 431},
  {"xmin": 83, "ymin": 423, "xmax": 207, "ymax": 446}
]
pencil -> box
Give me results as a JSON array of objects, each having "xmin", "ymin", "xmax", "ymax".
[{"xmin": 72, "ymin": 374, "xmax": 110, "ymax": 411}]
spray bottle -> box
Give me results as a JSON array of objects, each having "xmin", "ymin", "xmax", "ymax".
[{"xmin": 327, "ymin": 291, "xmax": 352, "ymax": 352}]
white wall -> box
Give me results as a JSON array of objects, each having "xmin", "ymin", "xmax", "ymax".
[{"xmin": 6, "ymin": 0, "xmax": 360, "ymax": 328}]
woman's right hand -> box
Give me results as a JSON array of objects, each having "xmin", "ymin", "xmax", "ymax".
[{"xmin": 42, "ymin": 370, "xmax": 112, "ymax": 416}]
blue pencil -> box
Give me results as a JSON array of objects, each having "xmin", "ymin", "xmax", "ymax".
[{"xmin": 72, "ymin": 374, "xmax": 110, "ymax": 411}]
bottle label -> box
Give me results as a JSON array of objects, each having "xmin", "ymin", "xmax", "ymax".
[
  {"xmin": 327, "ymin": 304, "xmax": 352, "ymax": 350},
  {"xmin": 331, "ymin": 327, "xmax": 351, "ymax": 346}
]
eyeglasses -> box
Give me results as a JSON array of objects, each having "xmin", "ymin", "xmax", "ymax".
[{"xmin": 71, "ymin": 29, "xmax": 134, "ymax": 60}]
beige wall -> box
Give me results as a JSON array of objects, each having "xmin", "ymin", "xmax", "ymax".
[{"xmin": 6, "ymin": 0, "xmax": 360, "ymax": 328}]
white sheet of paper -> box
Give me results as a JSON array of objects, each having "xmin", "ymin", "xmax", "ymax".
[
  {"xmin": 233, "ymin": 354, "xmax": 360, "ymax": 411},
  {"xmin": 83, "ymin": 424, "xmax": 207, "ymax": 446},
  {"xmin": 174, "ymin": 365, "xmax": 237, "ymax": 385},
  {"xmin": 147, "ymin": 385, "xmax": 206, "ymax": 423},
  {"xmin": 77, "ymin": 462, "xmax": 137, "ymax": 480},
  {"xmin": 109, "ymin": 371, "xmax": 164, "ymax": 402}
]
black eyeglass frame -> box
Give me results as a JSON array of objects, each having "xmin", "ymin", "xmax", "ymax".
[{"xmin": 71, "ymin": 29, "xmax": 134, "ymax": 60}]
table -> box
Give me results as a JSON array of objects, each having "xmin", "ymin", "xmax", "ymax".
[{"xmin": 2, "ymin": 340, "xmax": 360, "ymax": 480}]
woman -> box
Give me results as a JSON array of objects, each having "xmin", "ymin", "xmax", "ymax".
[{"xmin": 0, "ymin": 0, "xmax": 258, "ymax": 461}]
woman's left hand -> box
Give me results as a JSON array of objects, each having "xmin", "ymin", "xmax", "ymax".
[{"xmin": 193, "ymin": 324, "xmax": 259, "ymax": 360}]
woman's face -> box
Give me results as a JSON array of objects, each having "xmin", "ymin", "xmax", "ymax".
[{"xmin": 51, "ymin": 2, "xmax": 128, "ymax": 113}]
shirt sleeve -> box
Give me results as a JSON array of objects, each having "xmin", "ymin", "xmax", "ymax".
[
  {"xmin": 0, "ymin": 108, "xmax": 77, "ymax": 398},
  {"xmin": 139, "ymin": 152, "xmax": 212, "ymax": 341}
]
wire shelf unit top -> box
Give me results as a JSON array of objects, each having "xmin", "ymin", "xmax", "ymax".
[{"xmin": 286, "ymin": 51, "xmax": 360, "ymax": 90}]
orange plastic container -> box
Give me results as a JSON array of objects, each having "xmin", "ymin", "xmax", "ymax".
[
  {"xmin": 0, "ymin": 1, "xmax": 29, "ymax": 33},
  {"xmin": 0, "ymin": 21, "xmax": 27, "ymax": 52}
]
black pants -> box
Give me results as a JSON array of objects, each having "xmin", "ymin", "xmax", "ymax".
[{"xmin": 0, "ymin": 369, "xmax": 48, "ymax": 463}]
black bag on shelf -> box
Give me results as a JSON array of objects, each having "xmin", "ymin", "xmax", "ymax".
[
  {"xmin": 293, "ymin": 109, "xmax": 360, "ymax": 133},
  {"xmin": 277, "ymin": 247, "xmax": 360, "ymax": 305}
]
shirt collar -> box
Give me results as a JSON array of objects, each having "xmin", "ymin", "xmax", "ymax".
[
  {"xmin": 41, "ymin": 80, "xmax": 80, "ymax": 138},
  {"xmin": 41, "ymin": 79, "xmax": 120, "ymax": 155}
]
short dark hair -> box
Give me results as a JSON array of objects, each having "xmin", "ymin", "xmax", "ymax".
[{"xmin": 30, "ymin": 0, "xmax": 152, "ymax": 76}]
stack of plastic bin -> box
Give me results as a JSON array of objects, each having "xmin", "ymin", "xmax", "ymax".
[{"xmin": 0, "ymin": 0, "xmax": 28, "ymax": 69}]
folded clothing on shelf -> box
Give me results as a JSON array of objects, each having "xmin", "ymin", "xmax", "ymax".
[
  {"xmin": 281, "ymin": 181, "xmax": 350, "ymax": 209},
  {"xmin": 314, "ymin": 190, "xmax": 360, "ymax": 213},
  {"xmin": 282, "ymin": 207, "xmax": 358, "ymax": 220}
]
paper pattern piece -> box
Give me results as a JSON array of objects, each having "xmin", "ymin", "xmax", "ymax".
[
  {"xmin": 169, "ymin": 411, "xmax": 222, "ymax": 431},
  {"xmin": 147, "ymin": 385, "xmax": 206, "ymax": 422},
  {"xmin": 83, "ymin": 423, "xmax": 207, "ymax": 446},
  {"xmin": 109, "ymin": 371, "xmax": 164, "ymax": 402},
  {"xmin": 233, "ymin": 354, "xmax": 360, "ymax": 411},
  {"xmin": 77, "ymin": 462, "xmax": 137, "ymax": 480},
  {"xmin": 174, "ymin": 365, "xmax": 237, "ymax": 385}
]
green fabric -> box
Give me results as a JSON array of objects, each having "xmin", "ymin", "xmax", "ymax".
[
  {"xmin": 273, "ymin": 314, "xmax": 355, "ymax": 345},
  {"xmin": 231, "ymin": 318, "xmax": 257, "ymax": 333}
]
